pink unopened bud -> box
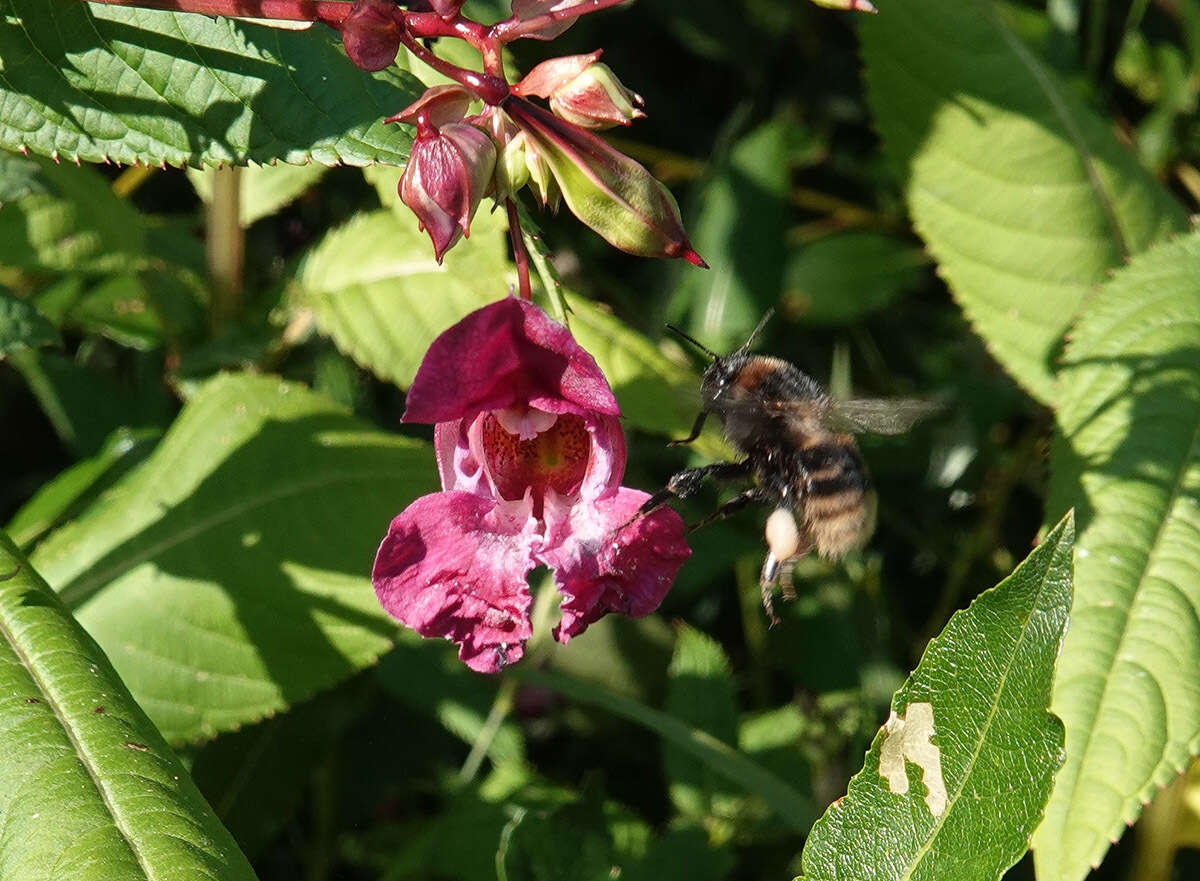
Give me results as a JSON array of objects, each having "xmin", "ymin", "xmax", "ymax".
[
  {"xmin": 337, "ymin": 0, "xmax": 403, "ymax": 72},
  {"xmin": 387, "ymin": 84, "xmax": 475, "ymax": 128},
  {"xmin": 399, "ymin": 122, "xmax": 497, "ymax": 263},
  {"xmin": 515, "ymin": 52, "xmax": 644, "ymax": 130},
  {"xmin": 427, "ymin": 0, "xmax": 466, "ymax": 19},
  {"xmin": 809, "ymin": 0, "xmax": 877, "ymax": 11},
  {"xmin": 503, "ymin": 97, "xmax": 703, "ymax": 265}
]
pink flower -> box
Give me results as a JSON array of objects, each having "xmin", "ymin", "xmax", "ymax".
[{"xmin": 372, "ymin": 297, "xmax": 691, "ymax": 672}]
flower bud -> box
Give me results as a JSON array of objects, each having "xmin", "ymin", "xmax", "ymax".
[
  {"xmin": 387, "ymin": 84, "xmax": 475, "ymax": 128},
  {"xmin": 516, "ymin": 53, "xmax": 645, "ymax": 130},
  {"xmin": 399, "ymin": 122, "xmax": 497, "ymax": 263},
  {"xmin": 503, "ymin": 97, "xmax": 704, "ymax": 265},
  {"xmin": 337, "ymin": 0, "xmax": 402, "ymax": 72},
  {"xmin": 426, "ymin": 0, "xmax": 466, "ymax": 19},
  {"xmin": 809, "ymin": 0, "xmax": 877, "ymax": 11}
]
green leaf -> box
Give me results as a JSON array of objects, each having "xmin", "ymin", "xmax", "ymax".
[
  {"xmin": 187, "ymin": 684, "xmax": 366, "ymax": 858},
  {"xmin": 295, "ymin": 207, "xmax": 510, "ymax": 388},
  {"xmin": 0, "ymin": 531, "xmax": 258, "ymax": 881},
  {"xmin": 663, "ymin": 625, "xmax": 740, "ymax": 822},
  {"xmin": 0, "ymin": 0, "xmax": 420, "ymax": 166},
  {"xmin": 564, "ymin": 296, "xmax": 728, "ymax": 459},
  {"xmin": 799, "ymin": 513, "xmax": 1074, "ymax": 881},
  {"xmin": 29, "ymin": 372, "xmax": 438, "ymax": 743},
  {"xmin": 0, "ymin": 158, "xmax": 147, "ymax": 273},
  {"xmin": 5, "ymin": 426, "xmax": 160, "ymax": 550},
  {"xmin": 188, "ymin": 162, "xmax": 328, "ymax": 226},
  {"xmin": 860, "ymin": 0, "xmax": 1186, "ymax": 404},
  {"xmin": 7, "ymin": 348, "xmax": 172, "ymax": 457},
  {"xmin": 1032, "ymin": 231, "xmax": 1200, "ymax": 881},
  {"xmin": 0, "ymin": 289, "xmax": 58, "ymax": 356},
  {"xmin": 672, "ymin": 118, "xmax": 790, "ymax": 352},
  {"xmin": 517, "ymin": 668, "xmax": 813, "ymax": 831},
  {"xmin": 785, "ymin": 232, "xmax": 928, "ymax": 326}
]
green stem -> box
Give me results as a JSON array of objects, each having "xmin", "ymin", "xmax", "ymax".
[
  {"xmin": 458, "ymin": 676, "xmax": 518, "ymax": 783},
  {"xmin": 206, "ymin": 165, "xmax": 244, "ymax": 332},
  {"xmin": 1128, "ymin": 771, "xmax": 1185, "ymax": 881}
]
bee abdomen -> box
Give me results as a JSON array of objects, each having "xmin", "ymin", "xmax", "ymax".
[{"xmin": 799, "ymin": 436, "xmax": 877, "ymax": 558}]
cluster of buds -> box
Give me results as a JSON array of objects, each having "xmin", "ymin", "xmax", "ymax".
[{"xmin": 334, "ymin": 0, "xmax": 706, "ymax": 270}]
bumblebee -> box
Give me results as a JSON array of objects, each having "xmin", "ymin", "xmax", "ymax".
[{"xmin": 636, "ymin": 310, "xmax": 937, "ymax": 622}]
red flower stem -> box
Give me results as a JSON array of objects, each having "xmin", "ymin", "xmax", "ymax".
[
  {"xmin": 396, "ymin": 30, "xmax": 510, "ymax": 104},
  {"xmin": 78, "ymin": 0, "xmax": 351, "ymax": 25},
  {"xmin": 403, "ymin": 11, "xmax": 488, "ymax": 47},
  {"xmin": 490, "ymin": 0, "xmax": 629, "ymax": 41},
  {"xmin": 506, "ymin": 198, "xmax": 532, "ymax": 301}
]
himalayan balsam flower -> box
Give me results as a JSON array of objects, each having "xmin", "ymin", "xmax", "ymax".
[{"xmin": 372, "ymin": 297, "xmax": 691, "ymax": 672}]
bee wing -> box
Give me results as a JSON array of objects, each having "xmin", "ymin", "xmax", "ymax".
[{"xmin": 824, "ymin": 397, "xmax": 944, "ymax": 436}]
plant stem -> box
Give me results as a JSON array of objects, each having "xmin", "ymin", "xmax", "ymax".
[
  {"xmin": 206, "ymin": 165, "xmax": 244, "ymax": 332},
  {"xmin": 1128, "ymin": 771, "xmax": 1185, "ymax": 881},
  {"xmin": 491, "ymin": 0, "xmax": 629, "ymax": 41},
  {"xmin": 81, "ymin": 0, "xmax": 350, "ymax": 24},
  {"xmin": 458, "ymin": 676, "xmax": 518, "ymax": 783},
  {"xmin": 396, "ymin": 31, "xmax": 509, "ymax": 103},
  {"xmin": 506, "ymin": 199, "xmax": 532, "ymax": 301}
]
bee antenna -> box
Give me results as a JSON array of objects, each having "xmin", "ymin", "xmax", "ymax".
[
  {"xmin": 665, "ymin": 324, "xmax": 718, "ymax": 360},
  {"xmin": 736, "ymin": 308, "xmax": 775, "ymax": 354}
]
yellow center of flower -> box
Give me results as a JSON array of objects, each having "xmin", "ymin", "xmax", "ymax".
[{"xmin": 481, "ymin": 410, "xmax": 590, "ymax": 502}]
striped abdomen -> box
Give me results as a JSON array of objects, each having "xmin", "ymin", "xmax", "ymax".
[{"xmin": 796, "ymin": 434, "xmax": 877, "ymax": 558}]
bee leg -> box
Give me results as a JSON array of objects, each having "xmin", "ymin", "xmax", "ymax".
[
  {"xmin": 758, "ymin": 565, "xmax": 781, "ymax": 628},
  {"xmin": 636, "ymin": 460, "xmax": 753, "ymax": 520},
  {"xmin": 686, "ymin": 485, "xmax": 771, "ymax": 532},
  {"xmin": 667, "ymin": 411, "xmax": 708, "ymax": 447}
]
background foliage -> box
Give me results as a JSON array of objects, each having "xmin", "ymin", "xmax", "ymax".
[{"xmin": 3, "ymin": 0, "xmax": 1200, "ymax": 879}]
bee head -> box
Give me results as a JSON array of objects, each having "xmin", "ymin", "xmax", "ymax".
[{"xmin": 667, "ymin": 309, "xmax": 775, "ymax": 405}]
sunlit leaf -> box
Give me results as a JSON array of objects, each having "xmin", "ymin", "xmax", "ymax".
[
  {"xmin": 799, "ymin": 513, "xmax": 1074, "ymax": 881},
  {"xmin": 1033, "ymin": 231, "xmax": 1200, "ymax": 881},
  {"xmin": 0, "ymin": 531, "xmax": 258, "ymax": 881},
  {"xmin": 30, "ymin": 372, "xmax": 437, "ymax": 743},
  {"xmin": 295, "ymin": 207, "xmax": 510, "ymax": 388},
  {"xmin": 0, "ymin": 0, "xmax": 419, "ymax": 166},
  {"xmin": 860, "ymin": 0, "xmax": 1185, "ymax": 404}
]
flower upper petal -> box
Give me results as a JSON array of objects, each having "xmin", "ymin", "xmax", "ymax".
[
  {"xmin": 404, "ymin": 296, "xmax": 620, "ymax": 425},
  {"xmin": 537, "ymin": 487, "xmax": 690, "ymax": 642},
  {"xmin": 372, "ymin": 491, "xmax": 539, "ymax": 672}
]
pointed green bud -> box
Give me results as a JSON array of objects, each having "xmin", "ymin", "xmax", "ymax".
[{"xmin": 503, "ymin": 97, "xmax": 703, "ymax": 265}]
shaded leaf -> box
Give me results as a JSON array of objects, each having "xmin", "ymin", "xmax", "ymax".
[
  {"xmin": 799, "ymin": 513, "xmax": 1074, "ymax": 881},
  {"xmin": 5, "ymin": 426, "xmax": 160, "ymax": 549},
  {"xmin": 0, "ymin": 158, "xmax": 146, "ymax": 273},
  {"xmin": 1033, "ymin": 230, "xmax": 1200, "ymax": 881},
  {"xmin": 518, "ymin": 667, "xmax": 813, "ymax": 830},
  {"xmin": 672, "ymin": 118, "xmax": 790, "ymax": 352},
  {"xmin": 188, "ymin": 162, "xmax": 328, "ymax": 226},
  {"xmin": 29, "ymin": 372, "xmax": 438, "ymax": 743},
  {"xmin": 664, "ymin": 624, "xmax": 740, "ymax": 822},
  {"xmin": 0, "ymin": 530, "xmax": 258, "ymax": 881},
  {"xmin": 0, "ymin": 289, "xmax": 58, "ymax": 357},
  {"xmin": 860, "ymin": 0, "xmax": 1185, "ymax": 404},
  {"xmin": 0, "ymin": 0, "xmax": 420, "ymax": 166},
  {"xmin": 785, "ymin": 232, "xmax": 927, "ymax": 325}
]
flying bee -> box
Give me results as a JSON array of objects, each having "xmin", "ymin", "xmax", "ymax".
[{"xmin": 635, "ymin": 310, "xmax": 940, "ymax": 623}]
